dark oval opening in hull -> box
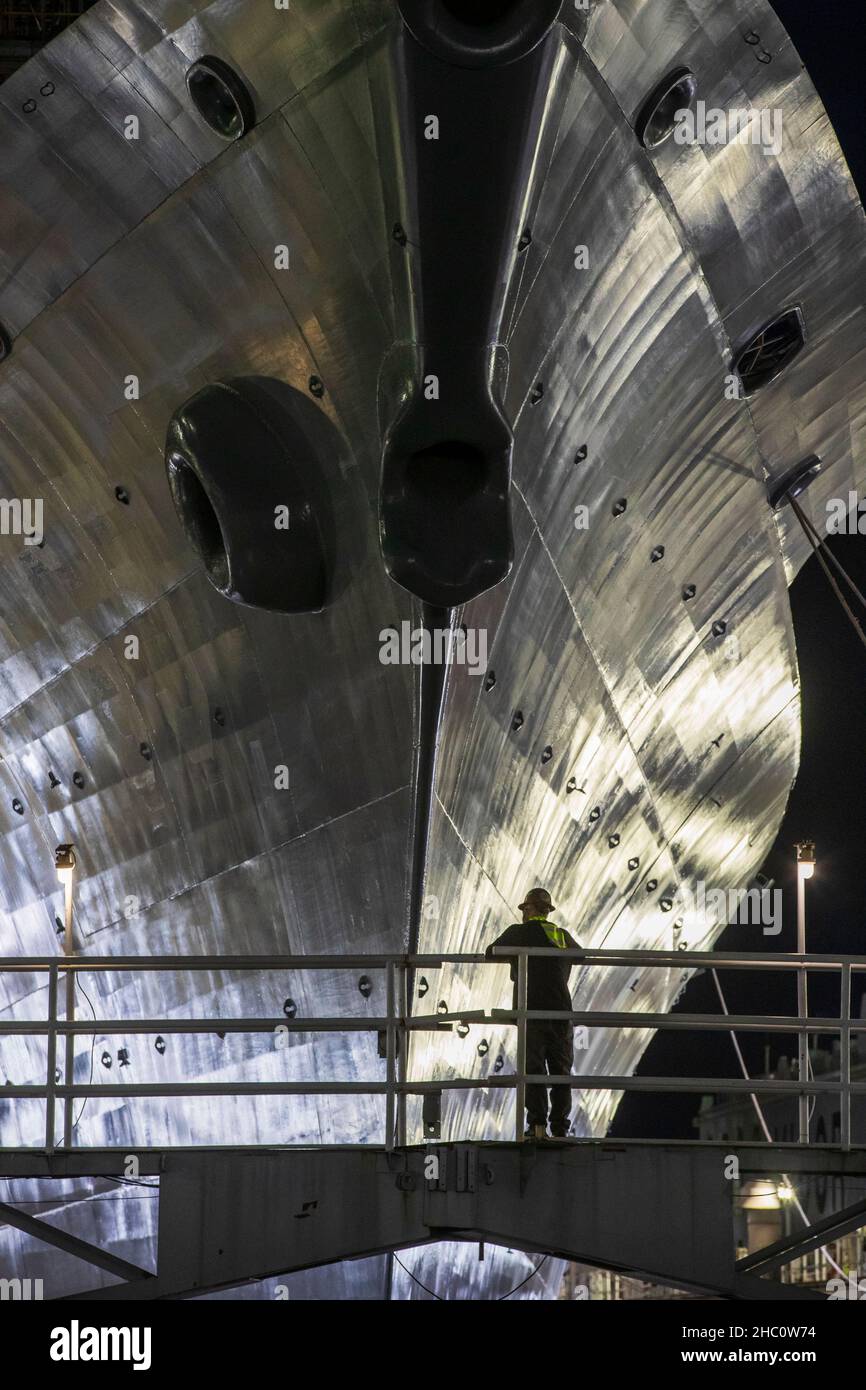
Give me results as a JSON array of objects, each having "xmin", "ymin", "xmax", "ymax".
[{"xmin": 166, "ymin": 454, "xmax": 229, "ymax": 590}]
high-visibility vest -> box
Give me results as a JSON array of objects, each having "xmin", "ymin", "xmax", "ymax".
[{"xmin": 528, "ymin": 915, "xmax": 568, "ymax": 949}]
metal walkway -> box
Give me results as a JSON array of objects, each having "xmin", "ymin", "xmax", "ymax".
[
  {"xmin": 2, "ymin": 947, "xmax": 864, "ymax": 1299},
  {"xmin": 2, "ymin": 1141, "xmax": 865, "ymax": 1301}
]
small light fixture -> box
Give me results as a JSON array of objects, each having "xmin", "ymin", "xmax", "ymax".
[
  {"xmin": 777, "ymin": 1181, "xmax": 795, "ymax": 1202},
  {"xmin": 55, "ymin": 843, "xmax": 76, "ymax": 886},
  {"xmin": 795, "ymin": 841, "xmax": 815, "ymax": 881}
]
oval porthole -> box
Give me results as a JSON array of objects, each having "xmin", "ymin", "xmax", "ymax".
[
  {"xmin": 636, "ymin": 67, "xmax": 697, "ymax": 150},
  {"xmin": 733, "ymin": 308, "xmax": 806, "ymax": 396},
  {"xmin": 167, "ymin": 454, "xmax": 229, "ymax": 590},
  {"xmin": 185, "ymin": 55, "xmax": 255, "ymax": 141}
]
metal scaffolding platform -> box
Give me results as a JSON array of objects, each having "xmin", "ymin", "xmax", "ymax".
[
  {"xmin": 2, "ymin": 947, "xmax": 865, "ymax": 1299},
  {"xmin": 2, "ymin": 1140, "xmax": 865, "ymax": 1301}
]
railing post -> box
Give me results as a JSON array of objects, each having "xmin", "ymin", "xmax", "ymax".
[
  {"xmin": 63, "ymin": 959, "xmax": 75, "ymax": 1149},
  {"xmin": 45, "ymin": 963, "xmax": 58, "ymax": 1155},
  {"xmin": 796, "ymin": 877, "xmax": 809, "ymax": 1145},
  {"xmin": 385, "ymin": 961, "xmax": 396, "ymax": 1153},
  {"xmin": 397, "ymin": 962, "xmax": 408, "ymax": 1148},
  {"xmin": 841, "ymin": 963, "xmax": 852, "ymax": 1152},
  {"xmin": 515, "ymin": 952, "xmax": 528, "ymax": 1142}
]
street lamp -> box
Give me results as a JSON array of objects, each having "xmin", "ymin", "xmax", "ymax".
[
  {"xmin": 54, "ymin": 844, "xmax": 76, "ymax": 956},
  {"xmin": 796, "ymin": 841, "xmax": 815, "ymax": 881},
  {"xmin": 794, "ymin": 841, "xmax": 815, "ymax": 1143}
]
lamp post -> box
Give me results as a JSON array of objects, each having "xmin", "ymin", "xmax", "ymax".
[
  {"xmin": 795, "ymin": 841, "xmax": 815, "ymax": 1144},
  {"xmin": 54, "ymin": 844, "xmax": 76, "ymax": 1148}
]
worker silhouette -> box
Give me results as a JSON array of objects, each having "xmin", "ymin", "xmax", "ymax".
[{"xmin": 485, "ymin": 888, "xmax": 581, "ymax": 1139}]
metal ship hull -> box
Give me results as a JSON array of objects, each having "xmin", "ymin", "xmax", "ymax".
[{"xmin": 0, "ymin": 0, "xmax": 864, "ymax": 1298}]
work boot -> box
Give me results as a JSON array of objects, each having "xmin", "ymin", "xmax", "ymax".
[
  {"xmin": 550, "ymin": 1127, "xmax": 570, "ymax": 1139},
  {"xmin": 524, "ymin": 1123, "xmax": 548, "ymax": 1141}
]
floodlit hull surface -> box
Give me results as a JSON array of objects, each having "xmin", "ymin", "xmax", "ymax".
[{"xmin": 0, "ymin": 0, "xmax": 864, "ymax": 1298}]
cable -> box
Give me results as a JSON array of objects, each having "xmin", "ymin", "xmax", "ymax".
[
  {"xmin": 393, "ymin": 1254, "xmax": 443, "ymax": 1300},
  {"xmin": 791, "ymin": 497, "xmax": 866, "ymax": 612},
  {"xmin": 71, "ymin": 977, "xmax": 97, "ymax": 1130},
  {"xmin": 789, "ymin": 495, "xmax": 866, "ymax": 653},
  {"xmin": 53, "ymin": 959, "xmax": 97, "ymax": 1147},
  {"xmin": 806, "ymin": 1049, "xmax": 816, "ymax": 1126},
  {"xmin": 70, "ymin": 975, "xmax": 97, "ymax": 1133},
  {"xmin": 498, "ymin": 1254, "xmax": 549, "ymax": 1299},
  {"xmin": 103, "ymin": 1175, "xmax": 159, "ymax": 1190},
  {"xmin": 393, "ymin": 1250, "xmax": 550, "ymax": 1301},
  {"xmin": 711, "ymin": 968, "xmax": 845, "ymax": 1278}
]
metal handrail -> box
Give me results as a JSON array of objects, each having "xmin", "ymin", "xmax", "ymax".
[{"xmin": 0, "ymin": 948, "xmax": 861, "ymax": 1154}]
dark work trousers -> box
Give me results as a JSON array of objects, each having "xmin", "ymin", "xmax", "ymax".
[{"xmin": 525, "ymin": 1021, "xmax": 574, "ymax": 1131}]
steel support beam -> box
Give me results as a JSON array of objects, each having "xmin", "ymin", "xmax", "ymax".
[
  {"xmin": 12, "ymin": 1141, "xmax": 858, "ymax": 1302},
  {"xmin": 737, "ymin": 1197, "xmax": 866, "ymax": 1277},
  {"xmin": 0, "ymin": 1201, "xmax": 152, "ymax": 1284}
]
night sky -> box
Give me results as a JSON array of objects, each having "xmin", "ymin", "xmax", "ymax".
[{"xmin": 614, "ymin": 0, "xmax": 866, "ymax": 1141}]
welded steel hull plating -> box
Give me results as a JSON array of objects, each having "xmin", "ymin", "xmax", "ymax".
[{"xmin": 1, "ymin": 0, "xmax": 865, "ymax": 1300}]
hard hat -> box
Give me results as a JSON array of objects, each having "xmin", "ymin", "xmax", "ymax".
[{"xmin": 518, "ymin": 887, "xmax": 556, "ymax": 913}]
